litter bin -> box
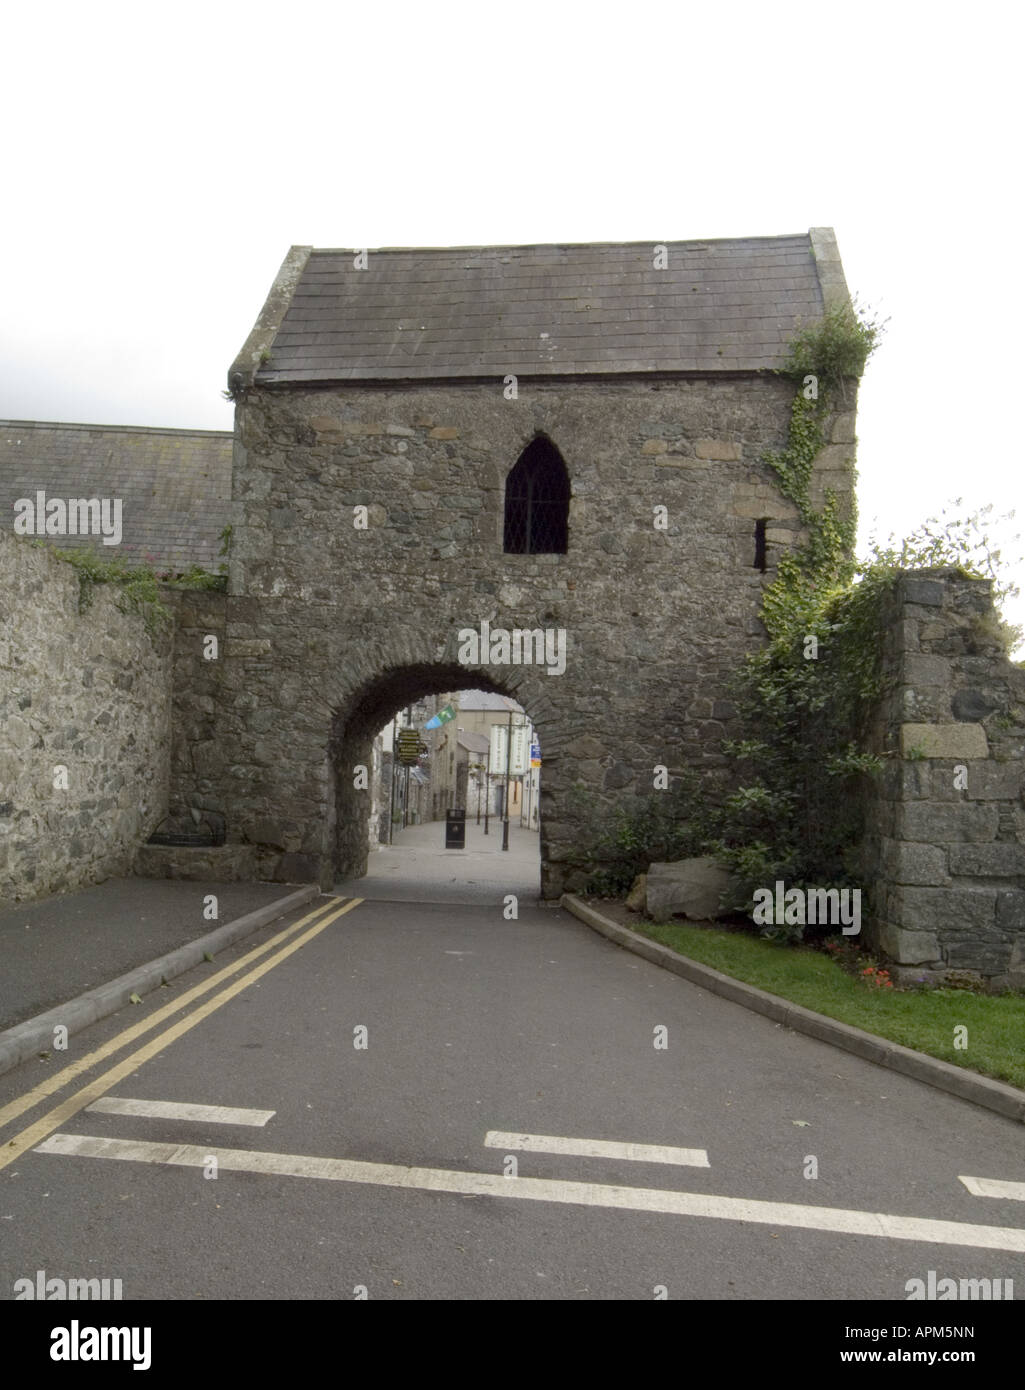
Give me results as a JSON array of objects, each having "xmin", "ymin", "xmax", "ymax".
[{"xmin": 445, "ymin": 808, "xmax": 466, "ymax": 849}]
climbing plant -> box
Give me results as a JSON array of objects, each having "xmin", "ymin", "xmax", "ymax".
[
  {"xmin": 578, "ymin": 300, "xmax": 1020, "ymax": 935},
  {"xmin": 704, "ymin": 299, "xmax": 886, "ymax": 924},
  {"xmin": 710, "ymin": 304, "xmax": 1025, "ymax": 937}
]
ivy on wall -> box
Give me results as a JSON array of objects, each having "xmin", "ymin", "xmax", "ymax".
[
  {"xmin": 587, "ymin": 298, "xmax": 1016, "ymax": 932},
  {"xmin": 709, "ymin": 300, "xmax": 889, "ymax": 928},
  {"xmin": 711, "ymin": 300, "xmax": 1025, "ymax": 937}
]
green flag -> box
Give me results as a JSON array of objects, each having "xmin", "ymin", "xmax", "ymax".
[{"xmin": 424, "ymin": 704, "xmax": 455, "ymax": 730}]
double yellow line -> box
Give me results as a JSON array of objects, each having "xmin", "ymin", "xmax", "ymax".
[{"xmin": 0, "ymin": 895, "xmax": 362, "ymax": 1173}]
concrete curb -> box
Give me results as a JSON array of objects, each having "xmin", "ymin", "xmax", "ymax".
[
  {"xmin": 561, "ymin": 894, "xmax": 1025, "ymax": 1126},
  {"xmin": 0, "ymin": 884, "xmax": 321, "ymax": 1080}
]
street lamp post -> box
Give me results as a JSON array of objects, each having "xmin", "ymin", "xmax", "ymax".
[
  {"xmin": 388, "ymin": 712, "xmax": 398, "ymax": 845},
  {"xmin": 502, "ymin": 709, "xmax": 513, "ymax": 851}
]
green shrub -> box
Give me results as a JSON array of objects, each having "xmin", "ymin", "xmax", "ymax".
[
  {"xmin": 776, "ymin": 296, "xmax": 887, "ymax": 396},
  {"xmin": 582, "ymin": 775, "xmax": 710, "ymax": 894}
]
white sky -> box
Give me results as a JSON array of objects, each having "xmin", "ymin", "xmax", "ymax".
[{"xmin": 3, "ymin": 1, "xmax": 1022, "ymax": 643}]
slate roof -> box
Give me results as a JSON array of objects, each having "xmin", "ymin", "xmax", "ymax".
[
  {"xmin": 253, "ymin": 233, "xmax": 832, "ymax": 384},
  {"xmin": 456, "ymin": 690, "xmax": 524, "ymax": 712},
  {"xmin": 456, "ymin": 731, "xmax": 492, "ymax": 755},
  {"xmin": 0, "ymin": 421, "xmax": 233, "ymax": 572}
]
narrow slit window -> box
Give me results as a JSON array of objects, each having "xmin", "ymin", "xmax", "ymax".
[
  {"xmin": 754, "ymin": 518, "xmax": 768, "ymax": 572},
  {"xmin": 503, "ymin": 436, "xmax": 570, "ymax": 554}
]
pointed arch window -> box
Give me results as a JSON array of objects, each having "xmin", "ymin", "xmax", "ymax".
[{"xmin": 503, "ymin": 436, "xmax": 570, "ymax": 554}]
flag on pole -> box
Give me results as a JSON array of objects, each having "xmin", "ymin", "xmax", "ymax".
[{"xmin": 424, "ymin": 704, "xmax": 455, "ymax": 730}]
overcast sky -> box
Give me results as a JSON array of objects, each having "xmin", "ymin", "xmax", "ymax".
[{"xmin": 3, "ymin": 2, "xmax": 1022, "ymax": 642}]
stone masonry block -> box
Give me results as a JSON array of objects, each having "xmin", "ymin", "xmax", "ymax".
[
  {"xmin": 900, "ymin": 723, "xmax": 988, "ymax": 759},
  {"xmin": 949, "ymin": 844, "xmax": 1025, "ymax": 877},
  {"xmin": 943, "ymin": 940, "xmax": 1012, "ymax": 973},
  {"xmin": 226, "ymin": 639, "xmax": 272, "ymax": 658},
  {"xmin": 875, "ymin": 922, "xmax": 941, "ymax": 964},
  {"xmin": 694, "ymin": 439, "xmax": 741, "ymax": 461},
  {"xmin": 883, "ymin": 839, "xmax": 948, "ymax": 885},
  {"xmin": 900, "ymin": 802, "xmax": 998, "ymax": 842},
  {"xmin": 733, "ymin": 496, "xmax": 800, "ymax": 520},
  {"xmin": 900, "ymin": 578, "xmax": 945, "ymax": 607},
  {"xmin": 918, "ymin": 766, "xmax": 963, "ymax": 802},
  {"xmin": 896, "ymin": 764, "xmax": 930, "ymax": 800},
  {"xmin": 962, "ymin": 760, "xmax": 1024, "ymax": 800},
  {"xmin": 814, "ymin": 444, "xmax": 853, "ymax": 469},
  {"xmin": 901, "ymin": 687, "xmax": 951, "ymax": 722},
  {"xmin": 247, "ymin": 819, "xmax": 292, "ymax": 851},
  {"xmin": 898, "ymin": 885, "xmax": 997, "ymax": 933},
  {"xmin": 904, "ymin": 655, "xmax": 952, "ymax": 687}
]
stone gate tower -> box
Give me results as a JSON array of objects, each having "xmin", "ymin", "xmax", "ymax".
[{"xmin": 177, "ymin": 231, "xmax": 858, "ymax": 896}]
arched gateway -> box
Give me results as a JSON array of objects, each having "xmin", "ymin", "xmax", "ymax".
[{"xmin": 169, "ymin": 234, "xmax": 858, "ymax": 897}]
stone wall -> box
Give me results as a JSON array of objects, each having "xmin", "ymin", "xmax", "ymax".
[
  {"xmin": 165, "ymin": 586, "xmax": 228, "ymax": 832},
  {"xmin": 861, "ymin": 571, "xmax": 1025, "ymax": 988},
  {"xmin": 0, "ymin": 528, "xmax": 172, "ymax": 902},
  {"xmin": 165, "ymin": 376, "xmax": 857, "ymax": 895}
]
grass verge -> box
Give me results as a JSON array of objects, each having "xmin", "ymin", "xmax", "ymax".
[{"xmin": 632, "ymin": 920, "xmax": 1025, "ymax": 1091}]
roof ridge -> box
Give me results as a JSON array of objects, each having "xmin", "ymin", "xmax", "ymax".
[
  {"xmin": 308, "ymin": 234, "xmax": 811, "ymax": 255},
  {"xmin": 0, "ymin": 420, "xmax": 233, "ymax": 439}
]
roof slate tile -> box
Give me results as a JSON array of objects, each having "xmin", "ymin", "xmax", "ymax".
[
  {"xmin": 0, "ymin": 421, "xmax": 233, "ymax": 572},
  {"xmin": 255, "ymin": 235, "xmax": 826, "ymax": 382}
]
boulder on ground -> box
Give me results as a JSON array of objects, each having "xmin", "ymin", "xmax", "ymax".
[
  {"xmin": 645, "ymin": 857, "xmax": 736, "ymax": 921},
  {"xmin": 625, "ymin": 873, "xmax": 647, "ymax": 912}
]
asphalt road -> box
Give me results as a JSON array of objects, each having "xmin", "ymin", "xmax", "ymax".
[{"xmin": 1, "ymin": 836, "xmax": 1023, "ymax": 1302}]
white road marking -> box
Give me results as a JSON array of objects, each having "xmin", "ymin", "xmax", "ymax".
[
  {"xmin": 86, "ymin": 1098, "xmax": 275, "ymax": 1127},
  {"xmin": 959, "ymin": 1175, "xmax": 1025, "ymax": 1202},
  {"xmin": 485, "ymin": 1130, "xmax": 710, "ymax": 1168},
  {"xmin": 35, "ymin": 1133, "xmax": 1025, "ymax": 1253}
]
